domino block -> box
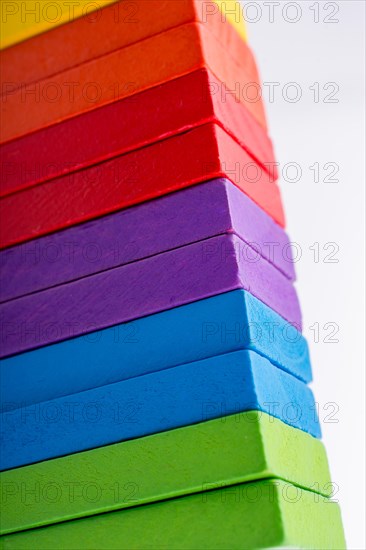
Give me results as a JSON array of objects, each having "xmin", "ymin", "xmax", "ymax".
[
  {"xmin": 0, "ymin": 480, "xmax": 346, "ymax": 549},
  {"xmin": 0, "ymin": 232, "xmax": 301, "ymax": 359},
  {"xmin": 0, "ymin": 0, "xmax": 118, "ymax": 49},
  {"xmin": 0, "ymin": 0, "xmax": 247, "ymax": 51},
  {"xmin": 0, "ymin": 3, "xmax": 345, "ymax": 547},
  {"xmin": 0, "ymin": 411, "xmax": 331, "ymax": 535},
  {"xmin": 0, "ymin": 290, "xmax": 311, "ymax": 408},
  {"xmin": 0, "ymin": 69, "xmax": 278, "ymax": 198},
  {"xmin": 0, "ymin": 124, "xmax": 284, "ymax": 250},
  {"xmin": 0, "ymin": 0, "xmax": 248, "ymax": 89},
  {"xmin": 0, "ymin": 179, "xmax": 294, "ymax": 304},
  {"xmin": 0, "ymin": 349, "xmax": 321, "ymax": 471},
  {"xmin": 0, "ymin": 20, "xmax": 265, "ymax": 144}
]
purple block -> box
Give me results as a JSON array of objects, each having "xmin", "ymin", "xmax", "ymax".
[
  {"xmin": 0, "ymin": 233, "xmax": 301, "ymax": 358},
  {"xmin": 0, "ymin": 179, "xmax": 295, "ymax": 303}
]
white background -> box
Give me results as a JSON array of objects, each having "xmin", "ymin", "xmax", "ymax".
[{"xmin": 243, "ymin": 1, "xmax": 365, "ymax": 548}]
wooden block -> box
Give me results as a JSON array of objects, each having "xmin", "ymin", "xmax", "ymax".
[
  {"xmin": 0, "ymin": 411, "xmax": 331, "ymax": 535},
  {"xmin": 0, "ymin": 1, "xmax": 247, "ymax": 51},
  {"xmin": 0, "ymin": 349, "xmax": 321, "ymax": 471},
  {"xmin": 0, "ymin": 232, "xmax": 301, "ymax": 359},
  {"xmin": 0, "ymin": 1, "xmax": 247, "ymax": 87},
  {"xmin": 0, "ymin": 68, "xmax": 277, "ymax": 199},
  {"xmin": 0, "ymin": 479, "xmax": 345, "ymax": 549},
  {"xmin": 0, "ymin": 0, "xmax": 117, "ymax": 49},
  {"xmin": 0, "ymin": 179, "xmax": 294, "ymax": 304},
  {"xmin": 0, "ymin": 480, "xmax": 345, "ymax": 549},
  {"xmin": 0, "ymin": 124, "xmax": 284, "ymax": 250},
  {"xmin": 0, "ymin": 20, "xmax": 266, "ymax": 145},
  {"xmin": 216, "ymin": 0, "xmax": 247, "ymax": 39},
  {"xmin": 0, "ymin": 290, "xmax": 312, "ymax": 409}
]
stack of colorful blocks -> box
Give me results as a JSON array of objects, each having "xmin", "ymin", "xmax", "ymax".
[{"xmin": 0, "ymin": 1, "xmax": 345, "ymax": 548}]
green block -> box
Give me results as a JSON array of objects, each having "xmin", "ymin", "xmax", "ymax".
[
  {"xmin": 0, "ymin": 480, "xmax": 345, "ymax": 549},
  {"xmin": 0, "ymin": 412, "xmax": 332, "ymax": 535}
]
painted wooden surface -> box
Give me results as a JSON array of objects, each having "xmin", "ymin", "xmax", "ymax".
[
  {"xmin": 0, "ymin": 232, "xmax": 301, "ymax": 359},
  {"xmin": 0, "ymin": 1, "xmax": 247, "ymax": 50},
  {"xmin": 0, "ymin": 479, "xmax": 346, "ymax": 549},
  {"xmin": 0, "ymin": 21, "xmax": 265, "ymax": 144},
  {"xmin": 0, "ymin": 290, "xmax": 311, "ymax": 409},
  {"xmin": 0, "ymin": 349, "xmax": 321, "ymax": 471},
  {"xmin": 0, "ymin": 179, "xmax": 293, "ymax": 303},
  {"xmin": 0, "ymin": 69, "xmax": 277, "ymax": 199},
  {"xmin": 0, "ymin": 412, "xmax": 331, "ymax": 534},
  {"xmin": 0, "ymin": 124, "xmax": 284, "ymax": 250},
  {"xmin": 0, "ymin": 479, "xmax": 345, "ymax": 549}
]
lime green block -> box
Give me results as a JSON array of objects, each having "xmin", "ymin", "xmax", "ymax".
[
  {"xmin": 0, "ymin": 480, "xmax": 345, "ymax": 549},
  {"xmin": 0, "ymin": 412, "xmax": 331, "ymax": 535}
]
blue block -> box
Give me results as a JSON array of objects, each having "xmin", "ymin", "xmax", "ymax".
[
  {"xmin": 0, "ymin": 350, "xmax": 320, "ymax": 471},
  {"xmin": 0, "ymin": 291, "xmax": 311, "ymax": 409}
]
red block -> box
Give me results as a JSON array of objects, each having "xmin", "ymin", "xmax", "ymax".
[
  {"xmin": 0, "ymin": 124, "xmax": 285, "ymax": 249},
  {"xmin": 0, "ymin": 22, "xmax": 266, "ymax": 144},
  {"xmin": 0, "ymin": 69, "xmax": 277, "ymax": 199}
]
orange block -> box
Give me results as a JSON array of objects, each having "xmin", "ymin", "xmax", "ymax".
[
  {"xmin": 0, "ymin": 1, "xmax": 247, "ymax": 90},
  {"xmin": 1, "ymin": 20, "xmax": 266, "ymax": 144},
  {"xmin": 0, "ymin": 0, "xmax": 247, "ymax": 50}
]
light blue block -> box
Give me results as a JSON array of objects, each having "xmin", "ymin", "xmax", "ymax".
[{"xmin": 0, "ymin": 349, "xmax": 320, "ymax": 471}]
